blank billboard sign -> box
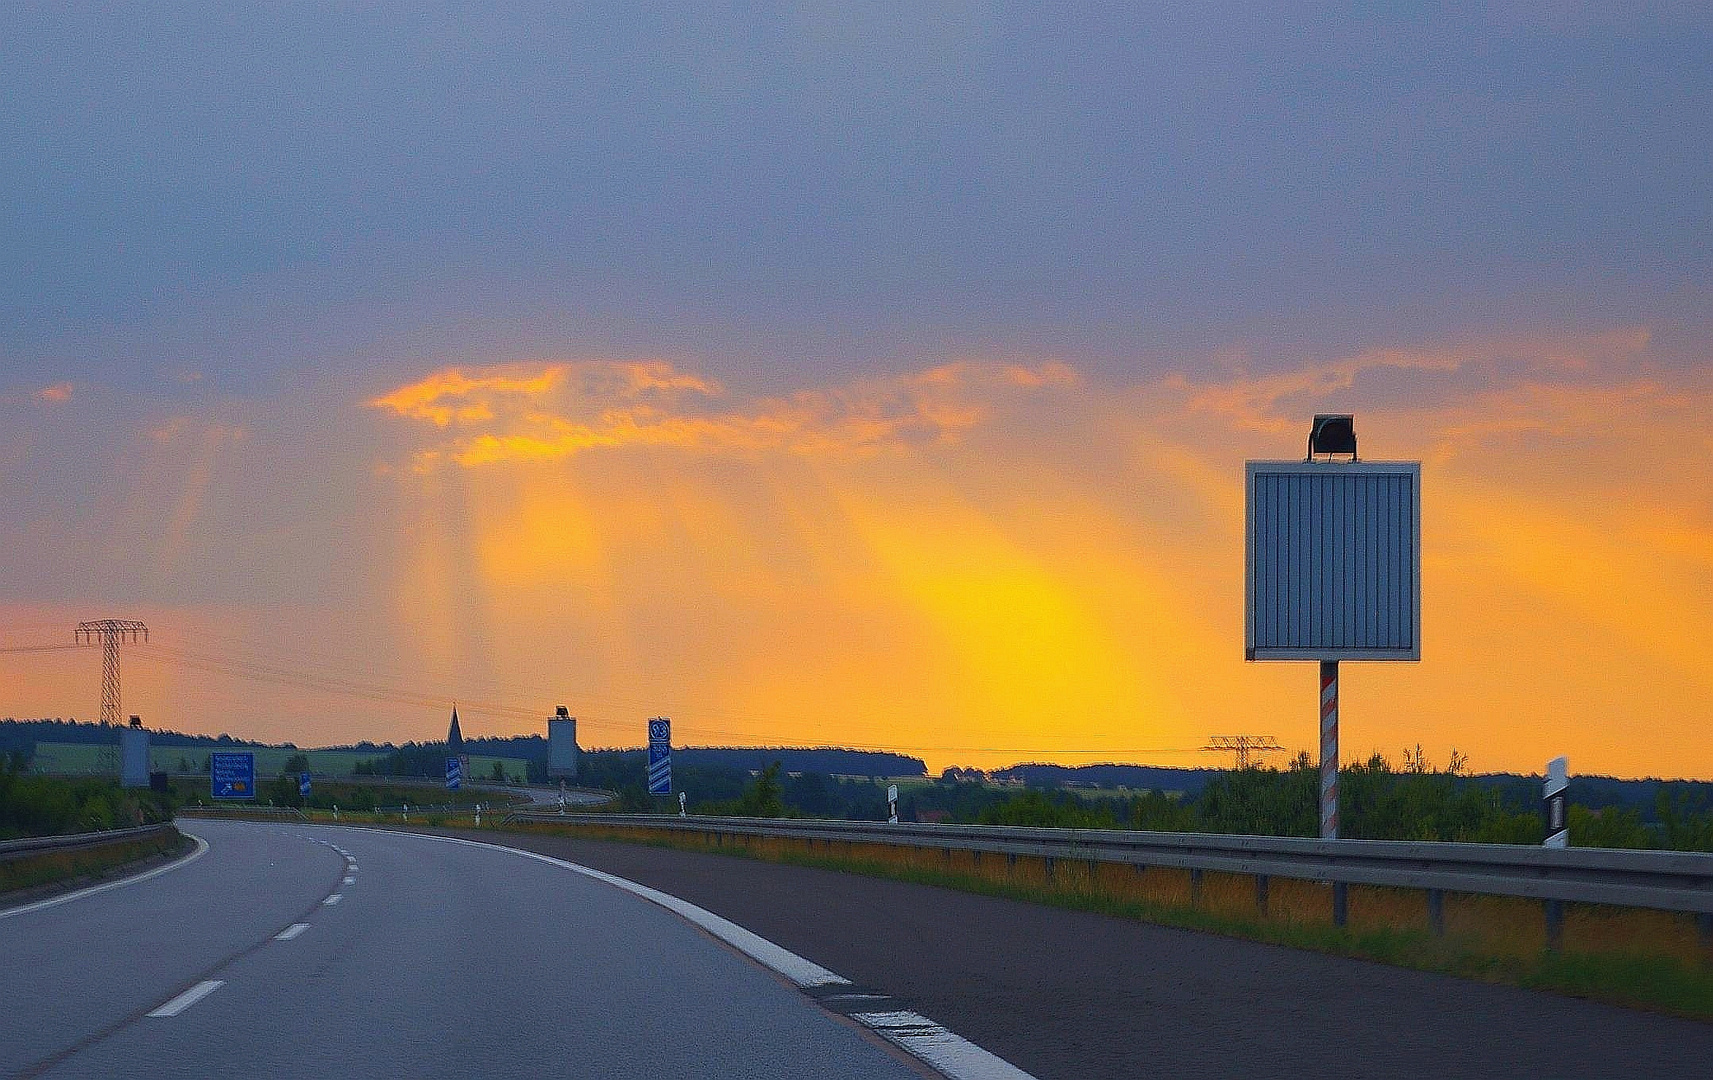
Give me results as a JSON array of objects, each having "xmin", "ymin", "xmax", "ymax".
[{"xmin": 1245, "ymin": 462, "xmax": 1421, "ymax": 661}]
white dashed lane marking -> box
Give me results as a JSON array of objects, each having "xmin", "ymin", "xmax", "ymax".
[
  {"xmin": 275, "ymin": 923, "xmax": 311, "ymax": 941},
  {"xmin": 147, "ymin": 980, "xmax": 224, "ymax": 1018},
  {"xmin": 323, "ymin": 894, "xmax": 342, "ymax": 906}
]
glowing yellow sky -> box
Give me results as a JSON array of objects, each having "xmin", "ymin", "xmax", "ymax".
[{"xmin": 4, "ymin": 330, "xmax": 1711, "ymax": 778}]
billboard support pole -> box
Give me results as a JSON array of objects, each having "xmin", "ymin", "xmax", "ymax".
[
  {"xmin": 1319, "ymin": 660, "xmax": 1339, "ymax": 840},
  {"xmin": 1321, "ymin": 660, "xmax": 1347, "ymax": 926}
]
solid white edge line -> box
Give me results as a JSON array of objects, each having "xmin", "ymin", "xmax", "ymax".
[
  {"xmin": 283, "ymin": 823, "xmax": 1041, "ymax": 1080},
  {"xmin": 275, "ymin": 923, "xmax": 311, "ymax": 940},
  {"xmin": 0, "ymin": 833, "xmax": 210, "ymax": 920},
  {"xmin": 854, "ymin": 1011, "xmax": 1038, "ymax": 1080},
  {"xmin": 147, "ymin": 979, "xmax": 224, "ymax": 1018}
]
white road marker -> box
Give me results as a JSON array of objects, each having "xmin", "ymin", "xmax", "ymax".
[
  {"xmin": 323, "ymin": 893, "xmax": 342, "ymax": 905},
  {"xmin": 147, "ymin": 980, "xmax": 224, "ymax": 1018},
  {"xmin": 342, "ymin": 875, "xmax": 355, "ymax": 885},
  {"xmin": 0, "ymin": 834, "xmax": 209, "ymax": 921},
  {"xmin": 275, "ymin": 923, "xmax": 311, "ymax": 940},
  {"xmin": 854, "ymin": 1010, "xmax": 1037, "ymax": 1080}
]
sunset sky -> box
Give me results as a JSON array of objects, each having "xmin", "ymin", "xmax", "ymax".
[{"xmin": 2, "ymin": 5, "xmax": 1710, "ymax": 777}]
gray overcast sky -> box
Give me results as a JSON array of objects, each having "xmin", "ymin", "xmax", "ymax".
[{"xmin": 3, "ymin": 2, "xmax": 1711, "ymax": 394}]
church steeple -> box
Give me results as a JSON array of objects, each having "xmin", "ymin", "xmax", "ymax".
[{"xmin": 447, "ymin": 705, "xmax": 464, "ymax": 757}]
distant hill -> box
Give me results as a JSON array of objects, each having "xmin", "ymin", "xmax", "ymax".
[{"xmin": 0, "ymin": 717, "xmax": 310, "ymax": 756}]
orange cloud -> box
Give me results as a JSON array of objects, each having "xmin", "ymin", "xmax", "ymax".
[
  {"xmin": 370, "ymin": 359, "xmax": 1079, "ymax": 470},
  {"xmin": 36, "ymin": 382, "xmax": 74, "ymax": 403}
]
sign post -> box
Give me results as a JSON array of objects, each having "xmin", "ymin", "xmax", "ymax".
[
  {"xmin": 210, "ymin": 752, "xmax": 256, "ymax": 800},
  {"xmin": 888, "ymin": 784, "xmax": 899, "ymax": 825},
  {"xmin": 647, "ymin": 717, "xmax": 672, "ymax": 796},
  {"xmin": 1246, "ymin": 417, "xmax": 1420, "ymax": 924},
  {"xmin": 299, "ymin": 772, "xmax": 312, "ymax": 799},
  {"xmin": 446, "ymin": 757, "xmax": 462, "ymax": 791}
]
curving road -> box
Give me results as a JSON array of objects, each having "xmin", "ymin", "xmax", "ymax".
[{"xmin": 0, "ymin": 820, "xmax": 924, "ymax": 1079}]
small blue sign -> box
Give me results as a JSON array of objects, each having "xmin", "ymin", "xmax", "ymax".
[
  {"xmin": 446, "ymin": 757, "xmax": 462, "ymax": 790},
  {"xmin": 299, "ymin": 772, "xmax": 312, "ymax": 797},
  {"xmin": 210, "ymin": 752, "xmax": 256, "ymax": 800},
  {"xmin": 647, "ymin": 717, "xmax": 671, "ymax": 795}
]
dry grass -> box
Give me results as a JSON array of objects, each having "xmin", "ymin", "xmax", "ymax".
[
  {"xmin": 504, "ymin": 820, "xmax": 1713, "ymax": 1020},
  {"xmin": 0, "ymin": 830, "xmax": 185, "ymax": 897}
]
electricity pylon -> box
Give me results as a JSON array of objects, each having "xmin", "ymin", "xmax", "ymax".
[
  {"xmin": 1201, "ymin": 735, "xmax": 1284, "ymax": 770},
  {"xmin": 74, "ymin": 620, "xmax": 149, "ymax": 725}
]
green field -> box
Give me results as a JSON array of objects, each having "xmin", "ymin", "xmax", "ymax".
[{"xmin": 29, "ymin": 742, "xmax": 530, "ymax": 783}]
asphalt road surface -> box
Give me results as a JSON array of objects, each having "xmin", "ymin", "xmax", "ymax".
[
  {"xmin": 0, "ymin": 820, "xmax": 925, "ymax": 1080},
  {"xmin": 437, "ymin": 827, "xmax": 1713, "ymax": 1080}
]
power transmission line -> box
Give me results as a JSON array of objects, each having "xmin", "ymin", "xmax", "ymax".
[
  {"xmin": 8, "ymin": 629, "xmax": 1210, "ymax": 761},
  {"xmin": 1200, "ymin": 734, "xmax": 1285, "ymax": 770}
]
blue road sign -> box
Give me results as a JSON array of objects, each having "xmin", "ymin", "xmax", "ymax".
[
  {"xmin": 210, "ymin": 752, "xmax": 256, "ymax": 800},
  {"xmin": 299, "ymin": 772, "xmax": 312, "ymax": 797},
  {"xmin": 446, "ymin": 757, "xmax": 462, "ymax": 790},
  {"xmin": 647, "ymin": 717, "xmax": 671, "ymax": 795}
]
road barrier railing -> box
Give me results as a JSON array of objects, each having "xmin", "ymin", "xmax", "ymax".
[
  {"xmin": 0, "ymin": 822, "xmax": 178, "ymax": 862},
  {"xmin": 503, "ymin": 812, "xmax": 1713, "ymax": 939},
  {"xmin": 178, "ymin": 805, "xmax": 307, "ymax": 821}
]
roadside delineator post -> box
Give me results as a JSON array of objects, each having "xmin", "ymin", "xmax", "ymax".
[
  {"xmin": 887, "ymin": 785, "xmax": 899, "ymax": 825},
  {"xmin": 679, "ymin": 791, "xmax": 687, "ymax": 818},
  {"xmin": 1543, "ymin": 756, "xmax": 1570, "ymax": 949},
  {"xmin": 1543, "ymin": 756, "xmax": 1569, "ymax": 849},
  {"xmin": 333, "ymin": 804, "xmax": 339, "ymax": 821}
]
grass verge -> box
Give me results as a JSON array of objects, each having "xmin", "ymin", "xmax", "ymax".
[
  {"xmin": 0, "ymin": 828, "xmax": 188, "ymax": 899},
  {"xmin": 502, "ymin": 820, "xmax": 1713, "ymax": 1021}
]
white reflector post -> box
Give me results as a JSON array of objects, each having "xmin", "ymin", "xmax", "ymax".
[{"xmin": 1544, "ymin": 756, "xmax": 1569, "ymax": 848}]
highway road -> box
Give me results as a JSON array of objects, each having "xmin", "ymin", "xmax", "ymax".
[
  {"xmin": 436, "ymin": 827, "xmax": 1713, "ymax": 1080},
  {"xmin": 0, "ymin": 820, "xmax": 943, "ymax": 1079}
]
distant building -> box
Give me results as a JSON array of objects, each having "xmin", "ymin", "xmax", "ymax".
[{"xmin": 448, "ymin": 706, "xmax": 469, "ymax": 780}]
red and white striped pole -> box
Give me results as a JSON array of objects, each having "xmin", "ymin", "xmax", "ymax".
[{"xmin": 1319, "ymin": 660, "xmax": 1339, "ymax": 840}]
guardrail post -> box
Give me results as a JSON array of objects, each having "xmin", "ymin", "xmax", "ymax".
[
  {"xmin": 1044, "ymin": 856, "xmax": 1056, "ymax": 882},
  {"xmin": 1427, "ymin": 889, "xmax": 1445, "ymax": 936},
  {"xmin": 1190, "ymin": 868, "xmax": 1203, "ymax": 908},
  {"xmin": 1255, "ymin": 874, "xmax": 1269, "ymax": 916},
  {"xmin": 1545, "ymin": 899, "xmax": 1565, "ymax": 950},
  {"xmin": 1332, "ymin": 882, "xmax": 1348, "ymax": 928}
]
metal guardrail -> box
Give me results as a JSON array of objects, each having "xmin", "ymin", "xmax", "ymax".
[
  {"xmin": 178, "ymin": 806, "xmax": 307, "ymax": 821},
  {"xmin": 0, "ymin": 823, "xmax": 178, "ymax": 862},
  {"xmin": 505, "ymin": 812, "xmax": 1713, "ymax": 920}
]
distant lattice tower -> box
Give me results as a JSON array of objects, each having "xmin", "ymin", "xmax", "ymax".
[
  {"xmin": 74, "ymin": 620, "xmax": 149, "ymax": 725},
  {"xmin": 1201, "ymin": 734, "xmax": 1285, "ymax": 770}
]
